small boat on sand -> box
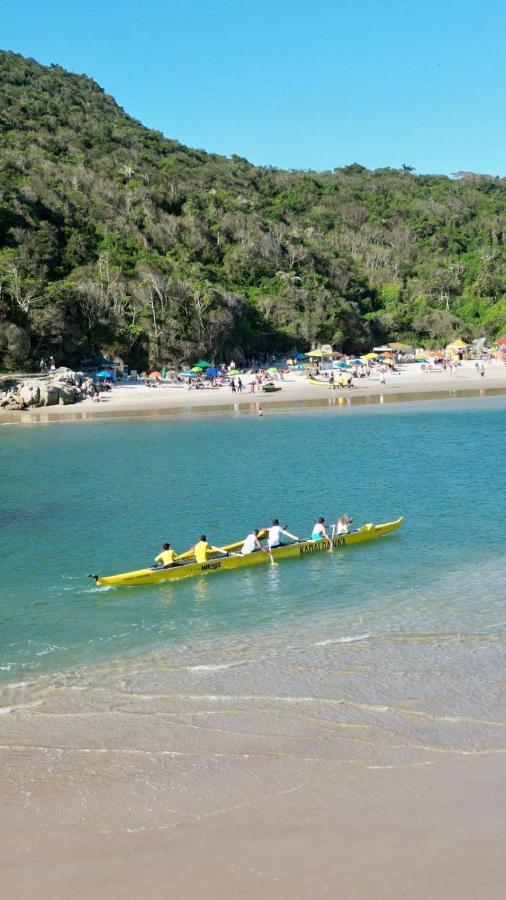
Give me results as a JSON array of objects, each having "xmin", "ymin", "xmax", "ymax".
[{"xmin": 91, "ymin": 517, "xmax": 404, "ymax": 587}]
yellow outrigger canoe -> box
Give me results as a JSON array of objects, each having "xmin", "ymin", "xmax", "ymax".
[{"xmin": 91, "ymin": 517, "xmax": 404, "ymax": 587}]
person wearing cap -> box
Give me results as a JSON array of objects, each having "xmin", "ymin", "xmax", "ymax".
[
  {"xmin": 311, "ymin": 517, "xmax": 332, "ymax": 548},
  {"xmin": 154, "ymin": 542, "xmax": 179, "ymax": 567},
  {"xmin": 267, "ymin": 519, "xmax": 298, "ymax": 550}
]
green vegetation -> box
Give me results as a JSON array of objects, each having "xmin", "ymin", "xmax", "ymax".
[{"xmin": 0, "ymin": 51, "xmax": 504, "ymax": 370}]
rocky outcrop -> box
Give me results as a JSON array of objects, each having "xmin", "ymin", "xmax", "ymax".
[{"xmin": 0, "ymin": 368, "xmax": 84, "ymax": 410}]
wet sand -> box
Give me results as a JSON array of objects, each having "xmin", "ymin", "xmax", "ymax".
[
  {"xmin": 1, "ymin": 637, "xmax": 505, "ymax": 900},
  {"xmin": 1, "ymin": 361, "xmax": 506, "ymax": 424}
]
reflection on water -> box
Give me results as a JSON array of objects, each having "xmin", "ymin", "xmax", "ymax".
[{"xmin": 1, "ymin": 386, "xmax": 506, "ymax": 425}]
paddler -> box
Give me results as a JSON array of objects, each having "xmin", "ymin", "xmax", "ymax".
[
  {"xmin": 191, "ymin": 535, "xmax": 226, "ymax": 563},
  {"xmin": 267, "ymin": 518, "xmax": 299, "ymax": 550},
  {"xmin": 154, "ymin": 542, "xmax": 179, "ymax": 567},
  {"xmin": 336, "ymin": 514, "xmax": 353, "ymax": 535},
  {"xmin": 311, "ymin": 517, "xmax": 332, "ymax": 548},
  {"xmin": 240, "ymin": 529, "xmax": 270, "ymax": 556}
]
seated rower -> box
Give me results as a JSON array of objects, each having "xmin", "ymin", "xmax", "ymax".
[
  {"xmin": 336, "ymin": 514, "xmax": 353, "ymax": 535},
  {"xmin": 154, "ymin": 542, "xmax": 178, "ymax": 567},
  {"xmin": 267, "ymin": 518, "xmax": 298, "ymax": 550},
  {"xmin": 241, "ymin": 529, "xmax": 269, "ymax": 556},
  {"xmin": 311, "ymin": 517, "xmax": 332, "ymax": 548},
  {"xmin": 192, "ymin": 535, "xmax": 226, "ymax": 563}
]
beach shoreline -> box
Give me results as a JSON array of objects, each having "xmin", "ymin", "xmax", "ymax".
[{"xmin": 1, "ymin": 361, "xmax": 506, "ymax": 424}]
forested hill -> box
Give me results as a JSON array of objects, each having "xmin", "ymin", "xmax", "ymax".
[{"xmin": 0, "ymin": 51, "xmax": 504, "ymax": 370}]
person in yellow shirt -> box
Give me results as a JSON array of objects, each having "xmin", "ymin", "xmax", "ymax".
[
  {"xmin": 154, "ymin": 542, "xmax": 178, "ymax": 567},
  {"xmin": 192, "ymin": 534, "xmax": 225, "ymax": 563}
]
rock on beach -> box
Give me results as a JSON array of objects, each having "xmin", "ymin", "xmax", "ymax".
[{"xmin": 0, "ymin": 368, "xmax": 83, "ymax": 410}]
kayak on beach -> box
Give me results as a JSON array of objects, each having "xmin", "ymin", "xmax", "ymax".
[{"xmin": 91, "ymin": 517, "xmax": 404, "ymax": 587}]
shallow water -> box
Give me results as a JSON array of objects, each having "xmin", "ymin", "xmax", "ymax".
[{"xmin": 1, "ymin": 397, "xmax": 505, "ymax": 767}]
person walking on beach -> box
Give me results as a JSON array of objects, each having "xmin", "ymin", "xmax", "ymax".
[
  {"xmin": 231, "ymin": 378, "xmax": 236, "ymax": 394},
  {"xmin": 39, "ymin": 358, "xmax": 47, "ymax": 374},
  {"xmin": 237, "ymin": 377, "xmax": 243, "ymax": 393}
]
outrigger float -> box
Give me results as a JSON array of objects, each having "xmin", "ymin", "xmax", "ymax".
[{"xmin": 91, "ymin": 517, "xmax": 404, "ymax": 587}]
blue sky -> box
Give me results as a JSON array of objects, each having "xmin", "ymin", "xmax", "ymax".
[{"xmin": 2, "ymin": 0, "xmax": 505, "ymax": 174}]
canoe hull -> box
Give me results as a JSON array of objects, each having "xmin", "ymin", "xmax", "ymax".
[{"xmin": 94, "ymin": 517, "xmax": 404, "ymax": 587}]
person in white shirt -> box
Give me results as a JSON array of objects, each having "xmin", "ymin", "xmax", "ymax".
[
  {"xmin": 267, "ymin": 518, "xmax": 298, "ymax": 550},
  {"xmin": 241, "ymin": 529, "xmax": 269, "ymax": 556},
  {"xmin": 336, "ymin": 514, "xmax": 353, "ymax": 535}
]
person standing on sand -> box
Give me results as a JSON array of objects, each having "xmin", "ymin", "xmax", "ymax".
[
  {"xmin": 49, "ymin": 355, "xmax": 56, "ymax": 371},
  {"xmin": 231, "ymin": 378, "xmax": 236, "ymax": 393}
]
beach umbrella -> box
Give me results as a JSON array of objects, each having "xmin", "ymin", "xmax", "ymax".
[
  {"xmin": 149, "ymin": 371, "xmax": 161, "ymax": 379},
  {"xmin": 294, "ymin": 351, "xmax": 306, "ymax": 359},
  {"xmin": 194, "ymin": 360, "xmax": 211, "ymax": 368},
  {"xmin": 362, "ymin": 352, "xmax": 377, "ymax": 360},
  {"xmin": 228, "ymin": 369, "xmax": 242, "ymax": 375},
  {"xmin": 266, "ymin": 367, "xmax": 279, "ymax": 374},
  {"xmin": 95, "ymin": 370, "xmax": 114, "ymax": 379},
  {"xmin": 181, "ymin": 371, "xmax": 197, "ymax": 378},
  {"xmin": 495, "ymin": 336, "xmax": 506, "ymax": 346},
  {"xmin": 190, "ymin": 366, "xmax": 203, "ymax": 373},
  {"xmin": 204, "ymin": 367, "xmax": 221, "ymax": 376}
]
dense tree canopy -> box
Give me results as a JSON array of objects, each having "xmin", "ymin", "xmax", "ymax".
[{"xmin": 0, "ymin": 51, "xmax": 504, "ymax": 369}]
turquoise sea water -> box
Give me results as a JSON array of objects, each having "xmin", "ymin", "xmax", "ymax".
[{"xmin": 1, "ymin": 397, "xmax": 505, "ymax": 687}]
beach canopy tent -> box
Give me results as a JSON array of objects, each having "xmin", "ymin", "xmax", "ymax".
[
  {"xmin": 388, "ymin": 342, "xmax": 412, "ymax": 351},
  {"xmin": 204, "ymin": 367, "xmax": 221, "ymax": 376},
  {"xmin": 446, "ymin": 339, "xmax": 467, "ymax": 351},
  {"xmin": 305, "ymin": 349, "xmax": 332, "ymax": 358},
  {"xmin": 95, "ymin": 369, "xmax": 116, "ymax": 380}
]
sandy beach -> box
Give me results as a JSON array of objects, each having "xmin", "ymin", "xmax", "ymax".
[
  {"xmin": 1, "ymin": 360, "xmax": 506, "ymax": 424},
  {"xmin": 1, "ymin": 635, "xmax": 505, "ymax": 900}
]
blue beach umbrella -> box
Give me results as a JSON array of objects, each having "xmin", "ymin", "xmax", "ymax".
[
  {"xmin": 95, "ymin": 369, "xmax": 115, "ymax": 380},
  {"xmin": 204, "ymin": 367, "xmax": 221, "ymax": 376}
]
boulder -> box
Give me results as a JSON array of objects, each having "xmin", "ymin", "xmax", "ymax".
[{"xmin": 0, "ymin": 370, "xmax": 85, "ymax": 410}]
